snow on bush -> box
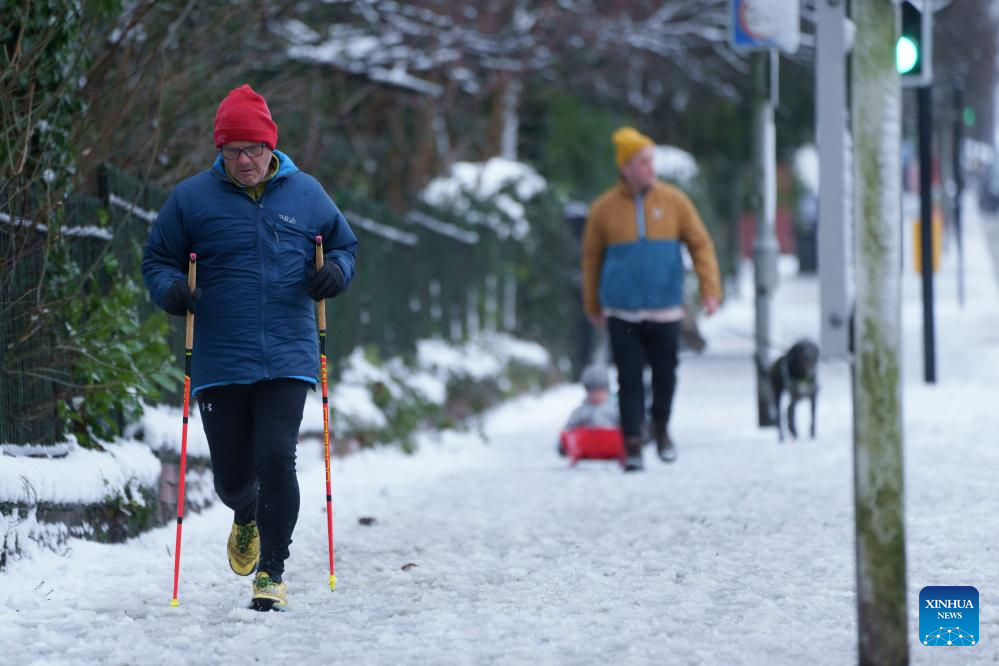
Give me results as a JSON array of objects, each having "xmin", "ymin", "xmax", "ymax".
[
  {"xmin": 303, "ymin": 382, "xmax": 387, "ymax": 438},
  {"xmin": 300, "ymin": 333, "xmax": 551, "ymax": 443},
  {"xmin": 421, "ymin": 157, "xmax": 547, "ymax": 239},
  {"xmin": 654, "ymin": 145, "xmax": 699, "ymax": 185},
  {"xmin": 0, "ymin": 508, "xmax": 69, "ymax": 569},
  {"xmin": 0, "ymin": 440, "xmax": 160, "ymax": 506},
  {"xmin": 128, "ymin": 403, "xmax": 211, "ymax": 460},
  {"xmin": 340, "ymin": 347, "xmax": 406, "ymax": 399},
  {"xmin": 388, "ymin": 361, "xmax": 447, "ymax": 406},
  {"xmin": 417, "ymin": 332, "xmax": 549, "ymax": 382}
]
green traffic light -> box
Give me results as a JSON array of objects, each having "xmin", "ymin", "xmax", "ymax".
[{"xmin": 896, "ymin": 36, "xmax": 919, "ymax": 74}]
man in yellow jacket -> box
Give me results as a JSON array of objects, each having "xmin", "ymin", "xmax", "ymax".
[{"xmin": 582, "ymin": 127, "xmax": 721, "ymax": 472}]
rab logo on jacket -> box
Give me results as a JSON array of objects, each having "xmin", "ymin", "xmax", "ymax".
[
  {"xmin": 278, "ymin": 213, "xmax": 297, "ymax": 225},
  {"xmin": 919, "ymin": 586, "xmax": 978, "ymax": 646}
]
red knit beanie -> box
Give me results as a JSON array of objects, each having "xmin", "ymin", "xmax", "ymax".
[{"xmin": 213, "ymin": 84, "xmax": 278, "ymax": 149}]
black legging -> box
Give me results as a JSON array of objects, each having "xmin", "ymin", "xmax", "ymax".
[
  {"xmin": 196, "ymin": 378, "xmax": 309, "ymax": 578},
  {"xmin": 607, "ymin": 318, "xmax": 681, "ymax": 439}
]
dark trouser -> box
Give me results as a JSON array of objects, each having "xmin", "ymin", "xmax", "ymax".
[
  {"xmin": 197, "ymin": 378, "xmax": 309, "ymax": 578},
  {"xmin": 607, "ymin": 318, "xmax": 681, "ymax": 439}
]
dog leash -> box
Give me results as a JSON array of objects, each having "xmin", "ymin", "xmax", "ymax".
[
  {"xmin": 711, "ymin": 324, "xmax": 852, "ymax": 364},
  {"xmin": 711, "ymin": 324, "xmax": 796, "ymax": 356}
]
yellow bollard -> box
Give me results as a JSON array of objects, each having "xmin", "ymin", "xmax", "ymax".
[{"xmin": 912, "ymin": 213, "xmax": 942, "ymax": 273}]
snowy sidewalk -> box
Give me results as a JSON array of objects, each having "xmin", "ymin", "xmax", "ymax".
[{"xmin": 1, "ymin": 197, "xmax": 998, "ymax": 665}]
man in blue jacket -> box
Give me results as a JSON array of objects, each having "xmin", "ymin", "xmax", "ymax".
[
  {"xmin": 583, "ymin": 127, "xmax": 720, "ymax": 472},
  {"xmin": 142, "ymin": 84, "xmax": 358, "ymax": 611}
]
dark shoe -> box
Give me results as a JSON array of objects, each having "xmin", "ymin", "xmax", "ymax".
[
  {"xmin": 654, "ymin": 423, "xmax": 677, "ymax": 463},
  {"xmin": 623, "ymin": 456, "xmax": 644, "ymax": 472},
  {"xmin": 623, "ymin": 436, "xmax": 644, "ymax": 472}
]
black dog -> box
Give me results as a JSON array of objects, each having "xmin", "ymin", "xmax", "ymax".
[{"xmin": 765, "ymin": 339, "xmax": 820, "ymax": 441}]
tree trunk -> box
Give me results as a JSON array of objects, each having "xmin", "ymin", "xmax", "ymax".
[
  {"xmin": 500, "ymin": 75, "xmax": 521, "ymax": 160},
  {"xmin": 490, "ymin": 71, "xmax": 520, "ymax": 160},
  {"xmin": 851, "ymin": 1, "xmax": 909, "ymax": 664}
]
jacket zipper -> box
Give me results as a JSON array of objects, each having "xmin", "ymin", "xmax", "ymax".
[{"xmin": 257, "ymin": 196, "xmax": 270, "ymax": 375}]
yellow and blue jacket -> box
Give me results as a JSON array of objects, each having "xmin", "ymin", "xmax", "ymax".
[{"xmin": 582, "ymin": 180, "xmax": 721, "ymax": 318}]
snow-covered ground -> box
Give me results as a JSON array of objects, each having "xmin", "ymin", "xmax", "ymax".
[{"xmin": 1, "ymin": 195, "xmax": 997, "ymax": 665}]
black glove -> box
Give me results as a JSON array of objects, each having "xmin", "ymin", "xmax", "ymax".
[
  {"xmin": 308, "ymin": 261, "xmax": 346, "ymax": 301},
  {"xmin": 163, "ymin": 280, "xmax": 201, "ymax": 316}
]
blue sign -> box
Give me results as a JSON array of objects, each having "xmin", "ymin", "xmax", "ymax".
[
  {"xmin": 919, "ymin": 586, "xmax": 979, "ymax": 647},
  {"xmin": 730, "ymin": 0, "xmax": 800, "ymax": 53}
]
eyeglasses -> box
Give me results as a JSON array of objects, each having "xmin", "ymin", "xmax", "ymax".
[{"xmin": 220, "ymin": 144, "xmax": 267, "ymax": 161}]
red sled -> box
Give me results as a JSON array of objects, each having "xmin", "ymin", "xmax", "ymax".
[{"xmin": 560, "ymin": 427, "xmax": 625, "ymax": 467}]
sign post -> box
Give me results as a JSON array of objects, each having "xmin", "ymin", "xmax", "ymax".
[{"xmin": 730, "ymin": 0, "xmax": 799, "ymax": 426}]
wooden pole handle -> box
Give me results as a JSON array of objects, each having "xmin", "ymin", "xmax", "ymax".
[
  {"xmin": 185, "ymin": 253, "xmax": 197, "ymax": 348},
  {"xmin": 315, "ymin": 236, "xmax": 326, "ymax": 332}
]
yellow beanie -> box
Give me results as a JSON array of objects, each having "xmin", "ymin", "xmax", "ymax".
[{"xmin": 612, "ymin": 126, "xmax": 654, "ymax": 168}]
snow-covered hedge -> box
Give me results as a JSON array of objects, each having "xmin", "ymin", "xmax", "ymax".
[
  {"xmin": 0, "ymin": 441, "xmax": 159, "ymax": 506},
  {"xmin": 0, "ymin": 333, "xmax": 555, "ymax": 569},
  {"xmin": 0, "ymin": 440, "xmax": 166, "ymax": 570},
  {"xmin": 300, "ymin": 332, "xmax": 554, "ymax": 453}
]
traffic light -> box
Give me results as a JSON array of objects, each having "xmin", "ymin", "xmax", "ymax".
[
  {"xmin": 963, "ymin": 106, "xmax": 976, "ymax": 128},
  {"xmin": 897, "ymin": 0, "xmax": 933, "ymax": 87}
]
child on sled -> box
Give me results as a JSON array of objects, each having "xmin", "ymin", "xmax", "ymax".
[{"xmin": 557, "ymin": 365, "xmax": 624, "ymax": 465}]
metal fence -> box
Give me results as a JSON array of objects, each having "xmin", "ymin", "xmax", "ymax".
[
  {"xmin": 0, "ymin": 163, "xmax": 527, "ymax": 444},
  {"xmin": 0, "ymin": 219, "xmax": 57, "ymax": 444}
]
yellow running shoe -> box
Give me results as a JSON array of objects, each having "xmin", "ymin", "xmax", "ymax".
[
  {"xmin": 250, "ymin": 571, "xmax": 288, "ymax": 612},
  {"xmin": 227, "ymin": 521, "xmax": 259, "ymax": 576}
]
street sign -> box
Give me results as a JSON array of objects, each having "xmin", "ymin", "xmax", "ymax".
[{"xmin": 730, "ymin": 0, "xmax": 800, "ymax": 53}]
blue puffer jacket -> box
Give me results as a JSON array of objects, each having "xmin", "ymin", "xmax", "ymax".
[{"xmin": 142, "ymin": 151, "xmax": 358, "ymax": 395}]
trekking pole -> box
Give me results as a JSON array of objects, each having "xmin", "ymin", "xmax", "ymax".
[
  {"xmin": 315, "ymin": 236, "xmax": 336, "ymax": 592},
  {"xmin": 171, "ymin": 253, "xmax": 197, "ymax": 607}
]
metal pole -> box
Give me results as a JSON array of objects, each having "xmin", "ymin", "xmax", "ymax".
[
  {"xmin": 754, "ymin": 51, "xmax": 779, "ymax": 427},
  {"xmin": 917, "ymin": 84, "xmax": 936, "ymax": 383},
  {"xmin": 816, "ymin": 0, "xmax": 852, "ymax": 360},
  {"xmin": 953, "ymin": 82, "xmax": 965, "ymax": 308}
]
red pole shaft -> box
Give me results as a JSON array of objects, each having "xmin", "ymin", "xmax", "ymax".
[
  {"xmin": 315, "ymin": 236, "xmax": 336, "ymax": 591},
  {"xmin": 171, "ymin": 253, "xmax": 196, "ymax": 607}
]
